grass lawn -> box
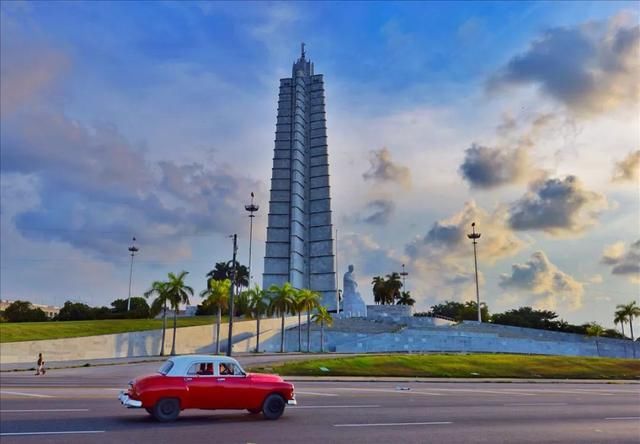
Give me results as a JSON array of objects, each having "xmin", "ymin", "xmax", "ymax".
[
  {"xmin": 247, "ymin": 354, "xmax": 640, "ymax": 380},
  {"xmin": 0, "ymin": 316, "xmax": 229, "ymax": 343}
]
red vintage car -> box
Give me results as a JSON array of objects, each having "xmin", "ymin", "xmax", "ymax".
[{"xmin": 118, "ymin": 355, "xmax": 296, "ymax": 422}]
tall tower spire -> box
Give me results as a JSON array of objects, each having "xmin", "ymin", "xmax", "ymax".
[{"xmin": 263, "ymin": 47, "xmax": 336, "ymax": 310}]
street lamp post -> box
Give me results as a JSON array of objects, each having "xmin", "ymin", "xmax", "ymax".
[
  {"xmin": 400, "ymin": 263, "xmax": 408, "ymax": 292},
  {"xmin": 227, "ymin": 234, "xmax": 238, "ymax": 357},
  {"xmin": 466, "ymin": 222, "xmax": 482, "ymax": 322},
  {"xmin": 244, "ymin": 193, "xmax": 259, "ymax": 287},
  {"xmin": 335, "ymin": 228, "xmax": 339, "ymax": 315},
  {"xmin": 127, "ymin": 237, "xmax": 139, "ymax": 312}
]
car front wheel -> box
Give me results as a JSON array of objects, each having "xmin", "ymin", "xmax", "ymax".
[
  {"xmin": 153, "ymin": 398, "xmax": 180, "ymax": 422},
  {"xmin": 262, "ymin": 394, "xmax": 285, "ymax": 420}
]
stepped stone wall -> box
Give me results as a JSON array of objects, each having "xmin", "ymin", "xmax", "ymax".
[
  {"xmin": 1, "ymin": 316, "xmax": 299, "ymax": 364},
  {"xmin": 259, "ymin": 319, "xmax": 639, "ymax": 359}
]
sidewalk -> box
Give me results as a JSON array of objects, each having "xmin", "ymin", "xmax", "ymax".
[
  {"xmin": 1, "ymin": 353, "xmax": 638, "ymax": 384},
  {"xmin": 0, "ymin": 352, "xmax": 343, "ymax": 372},
  {"xmin": 0, "ymin": 355, "xmax": 166, "ymax": 372}
]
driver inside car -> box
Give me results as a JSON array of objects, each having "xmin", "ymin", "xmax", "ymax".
[{"xmin": 219, "ymin": 363, "xmax": 232, "ymax": 375}]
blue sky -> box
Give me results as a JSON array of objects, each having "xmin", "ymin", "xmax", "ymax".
[{"xmin": 1, "ymin": 1, "xmax": 638, "ymax": 329}]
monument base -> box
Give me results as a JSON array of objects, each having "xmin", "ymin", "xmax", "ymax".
[
  {"xmin": 366, "ymin": 305, "xmax": 413, "ymax": 323},
  {"xmin": 341, "ymin": 302, "xmax": 367, "ymax": 318}
]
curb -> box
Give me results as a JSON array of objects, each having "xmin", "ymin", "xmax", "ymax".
[{"xmin": 283, "ymin": 376, "xmax": 640, "ymax": 384}]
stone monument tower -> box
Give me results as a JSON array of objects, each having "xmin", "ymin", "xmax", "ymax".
[{"xmin": 262, "ymin": 44, "xmax": 337, "ymax": 310}]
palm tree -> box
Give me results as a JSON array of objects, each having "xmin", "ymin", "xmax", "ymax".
[
  {"xmin": 312, "ymin": 306, "xmax": 333, "ymax": 352},
  {"xmin": 372, "ymin": 276, "xmax": 385, "ymax": 305},
  {"xmin": 267, "ymin": 283, "xmax": 297, "ymax": 353},
  {"xmin": 586, "ymin": 322, "xmax": 605, "ymax": 357},
  {"xmin": 206, "ymin": 261, "xmax": 249, "ymax": 292},
  {"xmin": 396, "ymin": 290, "xmax": 415, "ymax": 306},
  {"xmin": 246, "ymin": 285, "xmax": 268, "ymax": 352},
  {"xmin": 614, "ymin": 310, "xmax": 627, "ymax": 338},
  {"xmin": 165, "ymin": 271, "xmax": 194, "ymax": 356},
  {"xmin": 298, "ymin": 288, "xmax": 321, "ymax": 352},
  {"xmin": 200, "ymin": 278, "xmax": 230, "ymax": 355},
  {"xmin": 144, "ymin": 280, "xmax": 169, "ymax": 356},
  {"xmin": 616, "ymin": 301, "xmax": 640, "ymax": 341},
  {"xmin": 385, "ymin": 272, "xmax": 403, "ymax": 304},
  {"xmin": 234, "ymin": 290, "xmax": 252, "ymax": 318}
]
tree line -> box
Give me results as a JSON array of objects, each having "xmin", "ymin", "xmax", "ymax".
[
  {"xmin": 417, "ymin": 300, "xmax": 640, "ymax": 340},
  {"xmin": 145, "ymin": 272, "xmax": 333, "ymax": 355},
  {"xmin": 1, "ymin": 298, "xmax": 152, "ymax": 323}
]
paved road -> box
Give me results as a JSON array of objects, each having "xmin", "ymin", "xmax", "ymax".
[{"xmin": 1, "ymin": 362, "xmax": 639, "ymax": 443}]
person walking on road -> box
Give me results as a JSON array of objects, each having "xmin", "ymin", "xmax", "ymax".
[{"xmin": 36, "ymin": 353, "xmax": 45, "ymax": 375}]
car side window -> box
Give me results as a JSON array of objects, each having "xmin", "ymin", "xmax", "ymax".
[
  {"xmin": 218, "ymin": 362, "xmax": 244, "ymax": 376},
  {"xmin": 187, "ymin": 362, "xmax": 214, "ymax": 376}
]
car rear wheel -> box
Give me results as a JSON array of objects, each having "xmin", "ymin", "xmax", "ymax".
[
  {"xmin": 247, "ymin": 408, "xmax": 261, "ymax": 414},
  {"xmin": 262, "ymin": 394, "xmax": 285, "ymax": 420},
  {"xmin": 153, "ymin": 398, "xmax": 180, "ymax": 422}
]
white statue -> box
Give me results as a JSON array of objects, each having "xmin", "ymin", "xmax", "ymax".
[
  {"xmin": 342, "ymin": 264, "xmax": 367, "ymax": 318},
  {"xmin": 344, "ymin": 264, "xmax": 358, "ymax": 293}
]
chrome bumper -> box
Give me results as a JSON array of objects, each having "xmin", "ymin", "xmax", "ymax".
[
  {"xmin": 287, "ymin": 396, "xmax": 297, "ymax": 406},
  {"xmin": 119, "ymin": 391, "xmax": 142, "ymax": 408}
]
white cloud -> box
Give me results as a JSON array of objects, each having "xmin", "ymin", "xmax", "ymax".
[
  {"xmin": 601, "ymin": 240, "xmax": 640, "ymax": 283},
  {"xmin": 489, "ymin": 13, "xmax": 640, "ymax": 116},
  {"xmin": 508, "ymin": 175, "xmax": 609, "ymax": 236},
  {"xmin": 612, "ymin": 150, "xmax": 640, "ymax": 183},
  {"xmin": 362, "ymin": 147, "xmax": 412, "ymax": 189},
  {"xmin": 499, "ymin": 251, "xmax": 585, "ymax": 311}
]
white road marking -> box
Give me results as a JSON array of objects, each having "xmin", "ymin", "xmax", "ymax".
[
  {"xmin": 604, "ymin": 417, "xmax": 640, "ymax": 421},
  {"xmin": 0, "ymin": 409, "xmax": 90, "ymax": 413},
  {"xmin": 0, "ymin": 391, "xmax": 53, "ymax": 398},
  {"xmin": 295, "ymin": 391, "xmax": 339, "ymax": 397},
  {"xmin": 572, "ymin": 389, "xmax": 637, "ymax": 394},
  {"xmin": 0, "ymin": 431, "xmax": 105, "ymax": 437},
  {"xmin": 332, "ymin": 387, "xmax": 443, "ymax": 396},
  {"xmin": 104, "ymin": 388, "xmax": 125, "ymax": 392},
  {"xmin": 504, "ymin": 403, "xmax": 569, "ymax": 407},
  {"xmin": 335, "ymin": 421, "xmax": 452, "ymax": 427},
  {"xmin": 502, "ymin": 389, "xmax": 614, "ymax": 396},
  {"xmin": 425, "ymin": 388, "xmax": 534, "ymax": 396},
  {"xmin": 292, "ymin": 405, "xmax": 380, "ymax": 409}
]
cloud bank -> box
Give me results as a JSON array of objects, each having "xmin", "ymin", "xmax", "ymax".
[
  {"xmin": 601, "ymin": 240, "xmax": 640, "ymax": 283},
  {"xmin": 508, "ymin": 176, "xmax": 608, "ymax": 236},
  {"xmin": 499, "ymin": 251, "xmax": 584, "ymax": 311},
  {"xmin": 489, "ymin": 14, "xmax": 640, "ymax": 116},
  {"xmin": 360, "ymin": 199, "xmax": 396, "ymax": 225},
  {"xmin": 362, "ymin": 147, "xmax": 412, "ymax": 189},
  {"xmin": 612, "ymin": 150, "xmax": 640, "ymax": 183},
  {"xmin": 459, "ymin": 144, "xmax": 534, "ymax": 189}
]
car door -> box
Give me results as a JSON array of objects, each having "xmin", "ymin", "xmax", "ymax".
[
  {"xmin": 216, "ymin": 362, "xmax": 254, "ymax": 409},
  {"xmin": 183, "ymin": 361, "xmax": 224, "ymax": 409}
]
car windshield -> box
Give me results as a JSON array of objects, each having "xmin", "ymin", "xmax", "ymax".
[{"xmin": 158, "ymin": 360, "xmax": 174, "ymax": 375}]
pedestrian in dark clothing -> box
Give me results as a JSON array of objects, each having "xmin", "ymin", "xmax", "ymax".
[{"xmin": 36, "ymin": 353, "xmax": 45, "ymax": 375}]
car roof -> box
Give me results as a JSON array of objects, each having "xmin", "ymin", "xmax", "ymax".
[
  {"xmin": 169, "ymin": 354, "xmax": 239, "ymax": 365},
  {"xmin": 164, "ymin": 355, "xmax": 241, "ymax": 375}
]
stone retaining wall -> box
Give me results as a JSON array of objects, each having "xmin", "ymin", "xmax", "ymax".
[
  {"xmin": 259, "ymin": 320, "xmax": 639, "ymax": 359},
  {"xmin": 0, "ymin": 316, "xmax": 299, "ymax": 364}
]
